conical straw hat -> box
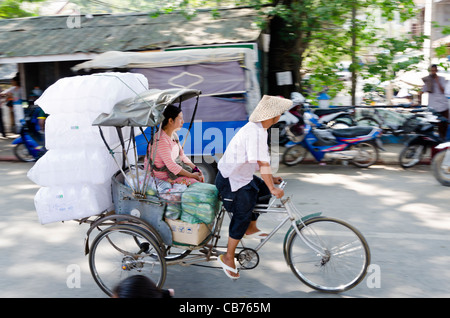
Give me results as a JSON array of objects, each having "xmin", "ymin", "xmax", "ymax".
[{"xmin": 249, "ymin": 95, "xmax": 293, "ymax": 122}]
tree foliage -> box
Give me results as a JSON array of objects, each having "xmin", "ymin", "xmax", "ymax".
[
  {"xmin": 0, "ymin": 0, "xmax": 44, "ymax": 19},
  {"xmin": 8, "ymin": 0, "xmax": 425, "ymax": 103},
  {"xmin": 259, "ymin": 0, "xmax": 424, "ymax": 102}
]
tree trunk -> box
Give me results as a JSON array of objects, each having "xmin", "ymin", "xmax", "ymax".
[{"xmin": 267, "ymin": 15, "xmax": 301, "ymax": 98}]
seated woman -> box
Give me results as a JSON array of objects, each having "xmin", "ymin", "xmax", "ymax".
[{"xmin": 145, "ymin": 105, "xmax": 204, "ymax": 186}]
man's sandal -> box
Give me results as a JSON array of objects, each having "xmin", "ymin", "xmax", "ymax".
[
  {"xmin": 243, "ymin": 230, "xmax": 268, "ymax": 240},
  {"xmin": 218, "ymin": 254, "xmax": 240, "ymax": 280}
]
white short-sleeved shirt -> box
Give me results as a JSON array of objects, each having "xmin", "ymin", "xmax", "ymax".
[
  {"xmin": 218, "ymin": 121, "xmax": 270, "ymax": 191},
  {"xmin": 422, "ymin": 76, "xmax": 449, "ymax": 112}
]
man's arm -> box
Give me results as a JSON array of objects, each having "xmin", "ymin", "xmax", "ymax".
[{"xmin": 258, "ymin": 161, "xmax": 284, "ymax": 198}]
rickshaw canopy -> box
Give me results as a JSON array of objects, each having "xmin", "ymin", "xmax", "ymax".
[{"xmin": 92, "ymin": 88, "xmax": 201, "ymax": 127}]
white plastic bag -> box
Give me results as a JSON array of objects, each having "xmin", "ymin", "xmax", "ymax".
[
  {"xmin": 29, "ymin": 72, "xmax": 148, "ymax": 224},
  {"xmin": 27, "ymin": 147, "xmax": 123, "ymax": 186},
  {"xmin": 35, "ymin": 72, "xmax": 149, "ymax": 114},
  {"xmin": 34, "ymin": 182, "xmax": 113, "ymax": 224}
]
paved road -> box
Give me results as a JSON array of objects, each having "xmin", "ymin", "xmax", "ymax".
[{"xmin": 1, "ymin": 159, "xmax": 449, "ymax": 298}]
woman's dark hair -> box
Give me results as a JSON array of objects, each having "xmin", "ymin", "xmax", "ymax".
[
  {"xmin": 12, "ymin": 75, "xmax": 20, "ymax": 86},
  {"xmin": 161, "ymin": 105, "xmax": 182, "ymax": 129},
  {"xmin": 112, "ymin": 275, "xmax": 171, "ymax": 298}
]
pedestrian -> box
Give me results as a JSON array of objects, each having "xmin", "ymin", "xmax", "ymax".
[
  {"xmin": 419, "ymin": 64, "xmax": 449, "ymax": 140},
  {"xmin": 0, "ymin": 95, "xmax": 7, "ymax": 138},
  {"xmin": 0, "ymin": 75, "xmax": 25, "ymax": 134},
  {"xmin": 215, "ymin": 95, "xmax": 293, "ymax": 280},
  {"xmin": 112, "ymin": 275, "xmax": 174, "ymax": 298}
]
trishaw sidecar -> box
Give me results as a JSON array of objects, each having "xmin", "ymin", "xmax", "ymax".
[{"xmin": 83, "ymin": 88, "xmax": 224, "ymax": 296}]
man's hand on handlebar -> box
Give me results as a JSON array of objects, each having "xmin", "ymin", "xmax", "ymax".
[
  {"xmin": 270, "ymin": 177, "xmax": 285, "ymax": 198},
  {"xmin": 273, "ymin": 176, "xmax": 283, "ymax": 184},
  {"xmin": 270, "ymin": 187, "xmax": 284, "ymax": 199}
]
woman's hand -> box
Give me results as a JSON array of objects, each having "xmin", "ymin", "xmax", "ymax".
[{"xmin": 192, "ymin": 172, "xmax": 204, "ymax": 182}]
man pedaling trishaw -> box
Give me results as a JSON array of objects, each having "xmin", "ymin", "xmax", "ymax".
[
  {"xmin": 87, "ymin": 87, "xmax": 370, "ymax": 295},
  {"xmin": 215, "ymin": 95, "xmax": 293, "ymax": 280},
  {"xmin": 144, "ymin": 94, "xmax": 293, "ymax": 280}
]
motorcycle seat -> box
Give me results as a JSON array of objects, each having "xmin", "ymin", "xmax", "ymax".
[
  {"xmin": 313, "ymin": 107, "xmax": 353, "ymax": 116},
  {"xmin": 331, "ymin": 126, "xmax": 374, "ymax": 138}
]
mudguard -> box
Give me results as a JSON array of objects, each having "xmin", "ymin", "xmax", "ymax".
[
  {"xmin": 284, "ymin": 140, "xmax": 299, "ymax": 148},
  {"xmin": 282, "ymin": 212, "xmax": 322, "ymax": 265},
  {"xmin": 11, "ymin": 137, "xmax": 22, "ymax": 145},
  {"xmin": 436, "ymin": 142, "xmax": 450, "ymax": 150}
]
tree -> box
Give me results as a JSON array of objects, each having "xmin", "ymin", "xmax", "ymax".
[
  {"xmin": 0, "ymin": 0, "xmax": 44, "ymax": 19},
  {"xmin": 23, "ymin": 0, "xmax": 423, "ymax": 103},
  {"xmin": 262, "ymin": 0, "xmax": 423, "ymax": 103}
]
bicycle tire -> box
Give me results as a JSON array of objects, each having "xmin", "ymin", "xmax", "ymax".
[
  {"xmin": 13, "ymin": 143, "xmax": 36, "ymax": 162},
  {"xmin": 350, "ymin": 142, "xmax": 378, "ymax": 168},
  {"xmin": 431, "ymin": 150, "xmax": 450, "ymax": 186},
  {"xmin": 284, "ymin": 217, "xmax": 370, "ymax": 293},
  {"xmin": 282, "ymin": 145, "xmax": 308, "ymax": 166},
  {"xmin": 399, "ymin": 144, "xmax": 424, "ymax": 168},
  {"xmin": 89, "ymin": 224, "xmax": 167, "ymax": 297}
]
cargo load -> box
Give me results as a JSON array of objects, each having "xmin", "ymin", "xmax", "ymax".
[
  {"xmin": 28, "ymin": 72, "xmax": 148, "ymax": 224},
  {"xmin": 180, "ymin": 182, "xmax": 221, "ymax": 224}
]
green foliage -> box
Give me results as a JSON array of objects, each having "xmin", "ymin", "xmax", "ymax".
[
  {"xmin": 0, "ymin": 0, "xmax": 43, "ymax": 19},
  {"xmin": 363, "ymin": 34, "xmax": 426, "ymax": 83},
  {"xmin": 6, "ymin": 0, "xmax": 426, "ymax": 103}
]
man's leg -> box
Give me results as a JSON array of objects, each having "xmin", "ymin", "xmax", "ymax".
[
  {"xmin": 246, "ymin": 176, "xmax": 271, "ymax": 236},
  {"xmin": 222, "ymin": 237, "xmax": 240, "ymax": 278}
]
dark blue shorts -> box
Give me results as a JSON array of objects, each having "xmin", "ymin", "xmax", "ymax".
[{"xmin": 215, "ymin": 171, "xmax": 271, "ymax": 240}]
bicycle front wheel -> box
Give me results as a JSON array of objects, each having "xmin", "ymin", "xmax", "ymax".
[
  {"xmin": 89, "ymin": 224, "xmax": 167, "ymax": 297},
  {"xmin": 284, "ymin": 217, "xmax": 370, "ymax": 293}
]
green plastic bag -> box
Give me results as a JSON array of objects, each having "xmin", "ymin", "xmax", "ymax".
[{"xmin": 181, "ymin": 183, "xmax": 220, "ymax": 224}]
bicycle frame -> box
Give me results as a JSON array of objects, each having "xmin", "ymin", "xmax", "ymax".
[
  {"xmin": 252, "ymin": 197, "xmax": 324, "ymax": 256},
  {"xmin": 165, "ymin": 186, "xmax": 325, "ymax": 267}
]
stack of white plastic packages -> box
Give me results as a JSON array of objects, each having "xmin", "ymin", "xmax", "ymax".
[{"xmin": 27, "ymin": 72, "xmax": 148, "ymax": 224}]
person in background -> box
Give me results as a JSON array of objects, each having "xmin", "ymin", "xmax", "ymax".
[
  {"xmin": 0, "ymin": 75, "xmax": 24, "ymax": 134},
  {"xmin": 29, "ymin": 87, "xmax": 46, "ymax": 132},
  {"xmin": 419, "ymin": 64, "xmax": 449, "ymax": 140},
  {"xmin": 0, "ymin": 94, "xmax": 7, "ymax": 138}
]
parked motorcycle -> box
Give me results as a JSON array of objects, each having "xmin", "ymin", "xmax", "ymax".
[
  {"xmin": 431, "ymin": 142, "xmax": 450, "ymax": 186},
  {"xmin": 290, "ymin": 92, "xmax": 356, "ymax": 128},
  {"xmin": 274, "ymin": 107, "xmax": 302, "ymax": 146},
  {"xmin": 398, "ymin": 109, "xmax": 446, "ymax": 168},
  {"xmin": 312, "ymin": 106, "xmax": 357, "ymax": 128},
  {"xmin": 12, "ymin": 105, "xmax": 46, "ymax": 162},
  {"xmin": 282, "ymin": 108, "xmax": 384, "ymax": 168}
]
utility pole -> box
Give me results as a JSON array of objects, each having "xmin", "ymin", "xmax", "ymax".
[
  {"xmin": 423, "ymin": 0, "xmax": 433, "ymax": 64},
  {"xmin": 351, "ymin": 2, "xmax": 357, "ymax": 106}
]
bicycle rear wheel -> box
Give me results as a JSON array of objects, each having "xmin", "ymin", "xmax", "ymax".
[
  {"xmin": 284, "ymin": 217, "xmax": 370, "ymax": 293},
  {"xmin": 89, "ymin": 224, "xmax": 167, "ymax": 296}
]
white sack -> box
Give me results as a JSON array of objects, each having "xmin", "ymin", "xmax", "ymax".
[
  {"xmin": 35, "ymin": 72, "xmax": 149, "ymax": 115},
  {"xmin": 44, "ymin": 113, "xmax": 140, "ymax": 150},
  {"xmin": 34, "ymin": 183, "xmax": 112, "ymax": 224},
  {"xmin": 27, "ymin": 146, "xmax": 124, "ymax": 187}
]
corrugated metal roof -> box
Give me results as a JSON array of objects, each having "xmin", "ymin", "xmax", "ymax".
[{"xmin": 0, "ymin": 8, "xmax": 261, "ymax": 58}]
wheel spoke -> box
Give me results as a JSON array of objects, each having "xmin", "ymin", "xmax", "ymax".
[{"xmin": 286, "ymin": 218, "xmax": 370, "ymax": 292}]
